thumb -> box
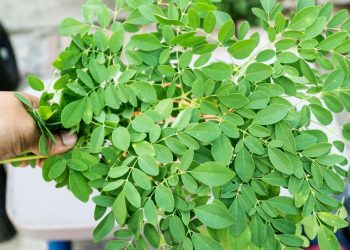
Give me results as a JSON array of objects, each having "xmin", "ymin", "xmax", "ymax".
[{"xmin": 46, "ymin": 131, "xmax": 77, "ymax": 156}]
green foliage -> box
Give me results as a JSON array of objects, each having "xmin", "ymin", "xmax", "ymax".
[{"xmin": 17, "ymin": 0, "xmax": 350, "ymax": 249}]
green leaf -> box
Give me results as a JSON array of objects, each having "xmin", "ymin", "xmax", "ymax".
[
  {"xmin": 138, "ymin": 155, "xmax": 159, "ymax": 176},
  {"xmin": 132, "ymin": 116, "xmax": 154, "ymax": 132},
  {"xmin": 155, "ymin": 185, "xmax": 174, "ymax": 212},
  {"xmin": 262, "ymin": 171, "xmax": 287, "ymax": 186},
  {"xmin": 220, "ymin": 121, "xmax": 239, "ymax": 138},
  {"xmin": 172, "ymin": 108, "xmax": 192, "ymax": 131},
  {"xmin": 228, "ymin": 226, "xmax": 251, "ymax": 250},
  {"xmin": 132, "ymin": 168, "xmax": 151, "ymax": 190},
  {"xmin": 158, "ymin": 65, "xmax": 175, "ymax": 77},
  {"xmin": 247, "ymin": 91, "xmax": 270, "ymax": 110},
  {"xmin": 257, "ymin": 49, "xmax": 275, "ymax": 62},
  {"xmin": 228, "ymin": 197, "xmax": 247, "ymax": 236},
  {"xmin": 93, "ymin": 212, "xmax": 115, "ymax": 242},
  {"xmin": 219, "ymin": 93, "xmax": 249, "ymax": 109},
  {"xmin": 234, "ymin": 147, "xmax": 255, "ymax": 182},
  {"xmin": 212, "ymin": 135, "xmax": 233, "ymax": 165},
  {"xmin": 113, "ymin": 191, "xmax": 127, "ymax": 226},
  {"xmin": 248, "ymin": 124, "xmax": 271, "ymax": 138},
  {"xmin": 89, "ymin": 59, "xmax": 107, "ymax": 83},
  {"xmin": 181, "ymin": 149, "xmax": 195, "ymax": 171},
  {"xmin": 149, "ymin": 125, "xmax": 162, "ymax": 143},
  {"xmin": 323, "ymin": 168, "xmax": 344, "ymax": 193},
  {"xmin": 203, "ymin": 12, "xmax": 216, "ymax": 33},
  {"xmin": 154, "ymin": 99, "xmax": 173, "ymax": 119},
  {"xmin": 275, "ymin": 39, "xmax": 296, "ymax": 50},
  {"xmin": 302, "ymin": 143, "xmax": 331, "ymax": 158},
  {"xmin": 304, "ymin": 17, "xmax": 327, "ymax": 39},
  {"xmin": 329, "ymin": 9, "xmax": 348, "ymax": 28},
  {"xmin": 342, "ymin": 123, "xmax": 350, "ymax": 141},
  {"xmin": 202, "ymin": 62, "xmax": 233, "ymax": 81},
  {"xmin": 90, "ymin": 127, "xmax": 105, "ymax": 153},
  {"xmin": 277, "ymin": 52, "xmax": 299, "ymax": 63},
  {"xmin": 133, "ymin": 141, "xmax": 155, "ymax": 156},
  {"xmin": 318, "ymin": 225, "xmax": 341, "ymax": 250},
  {"xmin": 268, "ymin": 147, "xmax": 293, "ymax": 175},
  {"xmin": 311, "ymin": 162, "xmax": 323, "ymax": 188},
  {"xmin": 309, "ymin": 104, "xmax": 333, "ymax": 125},
  {"xmin": 316, "ymin": 155, "xmax": 346, "ymax": 166},
  {"xmin": 275, "ymin": 121, "xmax": 296, "ymax": 154},
  {"xmin": 105, "ymin": 240, "xmax": 128, "ymax": 250},
  {"xmin": 260, "ymin": 0, "xmax": 276, "ymax": 14},
  {"xmin": 67, "ymin": 159, "xmax": 88, "ymax": 172},
  {"xmin": 192, "ymin": 233, "xmax": 223, "ymax": 250},
  {"xmin": 108, "ymin": 166, "xmax": 129, "ymax": 178},
  {"xmin": 194, "ymin": 203, "xmax": 234, "ymax": 229},
  {"xmin": 253, "ymin": 104, "xmax": 289, "ymax": 125},
  {"xmin": 77, "ymin": 69, "xmax": 94, "ymax": 89},
  {"xmin": 277, "ymin": 234, "xmax": 304, "ymax": 247},
  {"xmin": 245, "ymin": 62, "xmax": 273, "ymax": 82},
  {"xmin": 322, "ymin": 94, "xmax": 344, "ymax": 113},
  {"xmin": 288, "ymin": 6, "xmax": 320, "ymax": 30},
  {"xmin": 154, "ymin": 14, "xmax": 184, "ymax": 26},
  {"xmin": 218, "ymin": 19, "xmax": 235, "ymax": 43},
  {"xmin": 267, "ymin": 196, "xmax": 300, "ymax": 215},
  {"xmin": 185, "ymin": 122, "xmax": 221, "ymax": 142},
  {"xmin": 38, "ymin": 134, "xmax": 48, "ymax": 155},
  {"xmin": 238, "ymin": 21, "xmax": 249, "ymax": 40},
  {"xmin": 297, "ymin": 0, "xmax": 315, "ymax": 11},
  {"xmin": 179, "ymin": 51, "xmax": 193, "ymax": 69},
  {"xmin": 144, "ymin": 224, "xmax": 160, "ymax": 249},
  {"xmin": 124, "ymin": 181, "xmax": 141, "ymax": 208},
  {"xmin": 144, "ymin": 199, "xmax": 158, "ymax": 226},
  {"xmin": 318, "ymin": 212, "xmax": 348, "ymax": 228},
  {"xmin": 191, "ymin": 162, "xmax": 235, "ymax": 187},
  {"xmin": 59, "ymin": 18, "xmax": 86, "ymax": 36},
  {"xmin": 109, "ymin": 30, "xmax": 124, "ymax": 53},
  {"xmin": 96, "ymin": 5, "xmax": 111, "ymax": 27},
  {"xmin": 48, "ymin": 161, "xmax": 66, "ymax": 179},
  {"xmin": 28, "ymin": 75, "xmax": 45, "ymax": 91},
  {"xmin": 93, "ymin": 30, "xmax": 108, "ymax": 51},
  {"xmin": 112, "ymin": 127, "xmax": 130, "ymax": 151},
  {"xmin": 228, "ymin": 39, "xmax": 257, "ymax": 60},
  {"xmin": 323, "ymin": 69, "xmax": 345, "ymax": 91},
  {"xmin": 61, "ymin": 100, "xmax": 85, "ymax": 128},
  {"xmin": 14, "ymin": 93, "xmax": 33, "ymax": 108},
  {"xmin": 130, "ymin": 33, "xmax": 162, "ymax": 51},
  {"xmin": 69, "ymin": 171, "xmax": 92, "ymax": 202},
  {"xmin": 250, "ymin": 214, "xmax": 266, "ymax": 247},
  {"xmin": 245, "ymin": 137, "xmax": 265, "ymax": 157},
  {"xmin": 130, "ymin": 81, "xmax": 157, "ymax": 103},
  {"xmin": 169, "ymin": 216, "xmax": 186, "ymax": 242},
  {"xmin": 319, "ymin": 31, "xmax": 348, "ymax": 51},
  {"xmin": 165, "ymin": 137, "xmax": 187, "ymax": 155}
]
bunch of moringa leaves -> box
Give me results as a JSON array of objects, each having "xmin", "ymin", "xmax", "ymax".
[{"xmin": 12, "ymin": 0, "xmax": 350, "ymax": 249}]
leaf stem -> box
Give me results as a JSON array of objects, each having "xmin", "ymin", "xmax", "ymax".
[{"xmin": 0, "ymin": 155, "xmax": 48, "ymax": 164}]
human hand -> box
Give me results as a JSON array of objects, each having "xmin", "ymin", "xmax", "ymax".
[{"xmin": 0, "ymin": 92, "xmax": 77, "ymax": 164}]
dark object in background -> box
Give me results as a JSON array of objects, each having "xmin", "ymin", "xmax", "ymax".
[
  {"xmin": 0, "ymin": 22, "xmax": 18, "ymax": 242},
  {"xmin": 0, "ymin": 167, "xmax": 16, "ymax": 242},
  {"xmin": 0, "ymin": 23, "xmax": 20, "ymax": 91},
  {"xmin": 220, "ymin": 0, "xmax": 260, "ymax": 25}
]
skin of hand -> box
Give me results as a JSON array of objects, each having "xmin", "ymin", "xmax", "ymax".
[{"xmin": 0, "ymin": 92, "xmax": 77, "ymax": 165}]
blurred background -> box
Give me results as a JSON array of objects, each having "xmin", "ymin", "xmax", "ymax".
[{"xmin": 1, "ymin": 0, "xmax": 350, "ymax": 250}]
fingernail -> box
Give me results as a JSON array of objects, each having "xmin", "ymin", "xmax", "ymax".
[{"xmin": 60, "ymin": 131, "xmax": 77, "ymax": 146}]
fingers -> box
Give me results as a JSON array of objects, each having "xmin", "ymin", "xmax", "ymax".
[
  {"xmin": 38, "ymin": 159, "xmax": 44, "ymax": 168},
  {"xmin": 20, "ymin": 161, "xmax": 29, "ymax": 168},
  {"xmin": 46, "ymin": 131, "xmax": 78, "ymax": 156}
]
